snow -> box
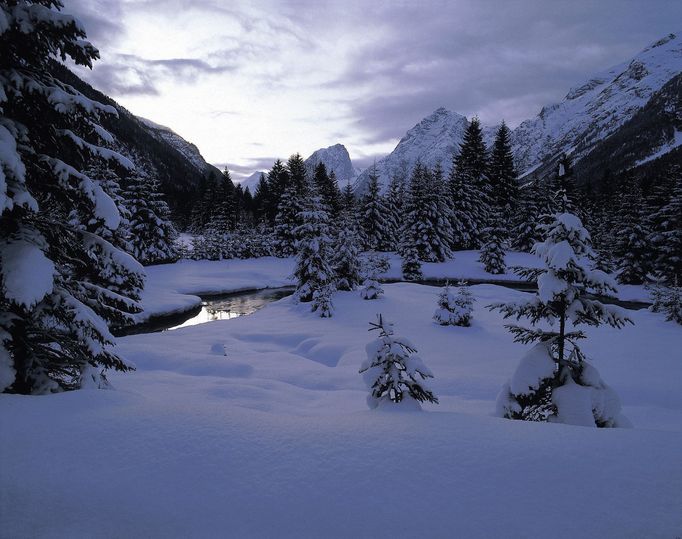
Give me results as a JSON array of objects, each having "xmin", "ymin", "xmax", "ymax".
[
  {"xmin": 635, "ymin": 129, "xmax": 682, "ymax": 166},
  {"xmin": 509, "ymin": 342, "xmax": 556, "ymax": 396},
  {"xmin": 137, "ymin": 251, "xmax": 652, "ymax": 324},
  {"xmin": 0, "ymin": 239, "xmax": 54, "ymax": 308},
  {"xmin": 137, "ymin": 257, "xmax": 296, "ymax": 321},
  {"xmin": 2, "ymin": 273, "xmax": 682, "ymax": 536}
]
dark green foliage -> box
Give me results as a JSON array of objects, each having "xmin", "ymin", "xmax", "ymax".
[{"xmin": 1, "ymin": 1, "xmax": 144, "ymax": 393}]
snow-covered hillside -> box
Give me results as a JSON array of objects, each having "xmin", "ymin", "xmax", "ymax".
[
  {"xmin": 511, "ymin": 32, "xmax": 682, "ymax": 174},
  {"xmin": 137, "ymin": 116, "xmax": 213, "ymax": 175},
  {"xmin": 354, "ymin": 108, "xmax": 469, "ymax": 193}
]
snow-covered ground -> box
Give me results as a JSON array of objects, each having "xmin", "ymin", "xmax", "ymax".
[
  {"xmin": 2, "ymin": 259, "xmax": 680, "ymax": 537},
  {"xmin": 138, "ymin": 251, "xmax": 650, "ymax": 323}
]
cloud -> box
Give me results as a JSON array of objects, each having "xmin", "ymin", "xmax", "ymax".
[{"xmin": 82, "ymin": 53, "xmax": 237, "ymax": 96}]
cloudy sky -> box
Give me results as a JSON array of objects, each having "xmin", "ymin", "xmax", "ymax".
[{"xmin": 66, "ymin": 0, "xmax": 681, "ymax": 180}]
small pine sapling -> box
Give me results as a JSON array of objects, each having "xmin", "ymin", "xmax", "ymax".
[
  {"xmin": 359, "ymin": 314, "xmax": 438, "ymax": 409},
  {"xmin": 489, "ymin": 209, "xmax": 634, "ymax": 427},
  {"xmin": 433, "ymin": 281, "xmax": 475, "ymax": 326}
]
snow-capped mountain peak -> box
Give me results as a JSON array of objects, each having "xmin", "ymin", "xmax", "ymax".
[
  {"xmin": 354, "ymin": 107, "xmax": 469, "ymax": 193},
  {"xmin": 304, "ymin": 143, "xmax": 358, "ymax": 187}
]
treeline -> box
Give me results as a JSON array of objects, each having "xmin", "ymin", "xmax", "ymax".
[{"xmin": 187, "ymin": 117, "xmax": 682, "ymax": 288}]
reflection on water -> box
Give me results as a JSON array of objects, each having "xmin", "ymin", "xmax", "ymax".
[{"xmin": 168, "ymin": 287, "xmax": 294, "ymax": 331}]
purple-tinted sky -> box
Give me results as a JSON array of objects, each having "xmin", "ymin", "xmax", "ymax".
[{"xmin": 66, "ymin": 0, "xmax": 682, "ymax": 179}]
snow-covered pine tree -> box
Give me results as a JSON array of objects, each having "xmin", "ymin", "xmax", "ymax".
[
  {"xmin": 489, "ymin": 210, "xmax": 633, "ymax": 427},
  {"xmin": 479, "ymin": 214, "xmax": 507, "ymax": 275},
  {"xmin": 614, "ymin": 179, "xmax": 650, "ymax": 285},
  {"xmin": 332, "ymin": 215, "xmax": 362, "ymax": 291},
  {"xmin": 292, "ymin": 196, "xmax": 335, "ymax": 310},
  {"xmin": 274, "ymin": 182, "xmax": 304, "ymax": 257},
  {"xmin": 0, "ymin": 1, "xmax": 145, "ymax": 393},
  {"xmin": 125, "ymin": 169, "xmax": 178, "ymax": 265},
  {"xmin": 488, "ymin": 121, "xmax": 518, "ymax": 223},
  {"xmin": 82, "ymin": 160, "xmax": 131, "ymax": 252},
  {"xmin": 648, "ymin": 175, "xmax": 682, "ymax": 284},
  {"xmin": 341, "ymin": 183, "xmax": 357, "ymax": 218},
  {"xmin": 360, "ymin": 277, "xmax": 383, "ymax": 300},
  {"xmin": 383, "ymin": 172, "xmax": 406, "ymax": 251},
  {"xmin": 401, "ymin": 234, "xmax": 423, "ymax": 281},
  {"xmin": 359, "ymin": 314, "xmax": 438, "ymax": 409},
  {"xmin": 449, "ymin": 117, "xmax": 490, "ymax": 247},
  {"xmin": 264, "ymin": 159, "xmax": 289, "ymax": 224},
  {"xmin": 404, "ymin": 162, "xmax": 452, "ymax": 262},
  {"xmin": 649, "ymin": 280, "xmax": 682, "ymax": 325},
  {"xmin": 359, "ymin": 163, "xmax": 389, "ymax": 251},
  {"xmin": 433, "ymin": 281, "xmax": 475, "ymax": 326},
  {"xmin": 511, "ymin": 182, "xmax": 542, "ymax": 252},
  {"xmin": 313, "ymin": 163, "xmax": 342, "ymax": 220},
  {"xmin": 312, "ymin": 283, "xmax": 334, "ymax": 318}
]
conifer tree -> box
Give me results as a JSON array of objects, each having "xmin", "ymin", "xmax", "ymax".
[
  {"xmin": 313, "ymin": 163, "xmax": 342, "ymax": 219},
  {"xmin": 433, "ymin": 282, "xmax": 474, "ymax": 326},
  {"xmin": 0, "ymin": 1, "xmax": 144, "ymax": 393},
  {"xmin": 614, "ymin": 180, "xmax": 650, "ymax": 284},
  {"xmin": 488, "ymin": 121, "xmax": 518, "ymax": 223},
  {"xmin": 274, "ymin": 183, "xmax": 304, "ymax": 257},
  {"xmin": 292, "ymin": 196, "xmax": 335, "ymax": 307},
  {"xmin": 511, "ymin": 183, "xmax": 542, "ymax": 252},
  {"xmin": 265, "ymin": 159, "xmax": 289, "ymax": 224},
  {"xmin": 359, "ymin": 164, "xmax": 389, "ymax": 251},
  {"xmin": 648, "ymin": 175, "xmax": 682, "ymax": 284},
  {"xmin": 401, "ymin": 231, "xmax": 423, "ymax": 281},
  {"xmin": 383, "ymin": 172, "xmax": 406, "ymax": 250},
  {"xmin": 332, "ymin": 216, "xmax": 362, "ymax": 291},
  {"xmin": 359, "ymin": 314, "xmax": 438, "ymax": 409},
  {"xmin": 450, "ymin": 117, "xmax": 490, "ymax": 247},
  {"xmin": 341, "ymin": 183, "xmax": 357, "ymax": 217},
  {"xmin": 489, "ymin": 210, "xmax": 633, "ymax": 427},
  {"xmin": 649, "ymin": 281, "xmax": 682, "ymax": 325},
  {"xmin": 404, "ymin": 163, "xmax": 452, "ymax": 262},
  {"xmin": 286, "ymin": 153, "xmax": 308, "ymax": 194},
  {"xmin": 479, "ymin": 215, "xmax": 507, "ymax": 275},
  {"xmin": 126, "ymin": 170, "xmax": 178, "ymax": 265}
]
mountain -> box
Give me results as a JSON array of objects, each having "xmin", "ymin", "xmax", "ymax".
[
  {"xmin": 304, "ymin": 144, "xmax": 360, "ymax": 188},
  {"xmin": 512, "ymin": 32, "xmax": 682, "ymax": 177},
  {"xmin": 137, "ymin": 117, "xmax": 215, "ymax": 176},
  {"xmin": 354, "ymin": 108, "xmax": 469, "ymax": 193},
  {"xmin": 237, "ymin": 171, "xmax": 267, "ymax": 193}
]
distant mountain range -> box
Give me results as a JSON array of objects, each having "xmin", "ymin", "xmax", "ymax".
[
  {"xmin": 354, "ymin": 32, "xmax": 682, "ymax": 193},
  {"xmin": 57, "ymin": 31, "xmax": 681, "ymax": 209}
]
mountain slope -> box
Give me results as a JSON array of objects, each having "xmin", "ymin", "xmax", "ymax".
[
  {"xmin": 354, "ymin": 108, "xmax": 469, "ymax": 193},
  {"xmin": 574, "ymin": 72, "xmax": 682, "ymax": 182},
  {"xmin": 137, "ymin": 117, "xmax": 215, "ymax": 176},
  {"xmin": 50, "ymin": 62, "xmax": 219, "ymax": 223},
  {"xmin": 512, "ymin": 32, "xmax": 682, "ymax": 175}
]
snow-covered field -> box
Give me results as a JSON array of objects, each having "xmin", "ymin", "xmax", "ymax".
[
  {"xmin": 138, "ymin": 251, "xmax": 650, "ymax": 322},
  {"xmin": 2, "ymin": 258, "xmax": 680, "ymax": 538}
]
